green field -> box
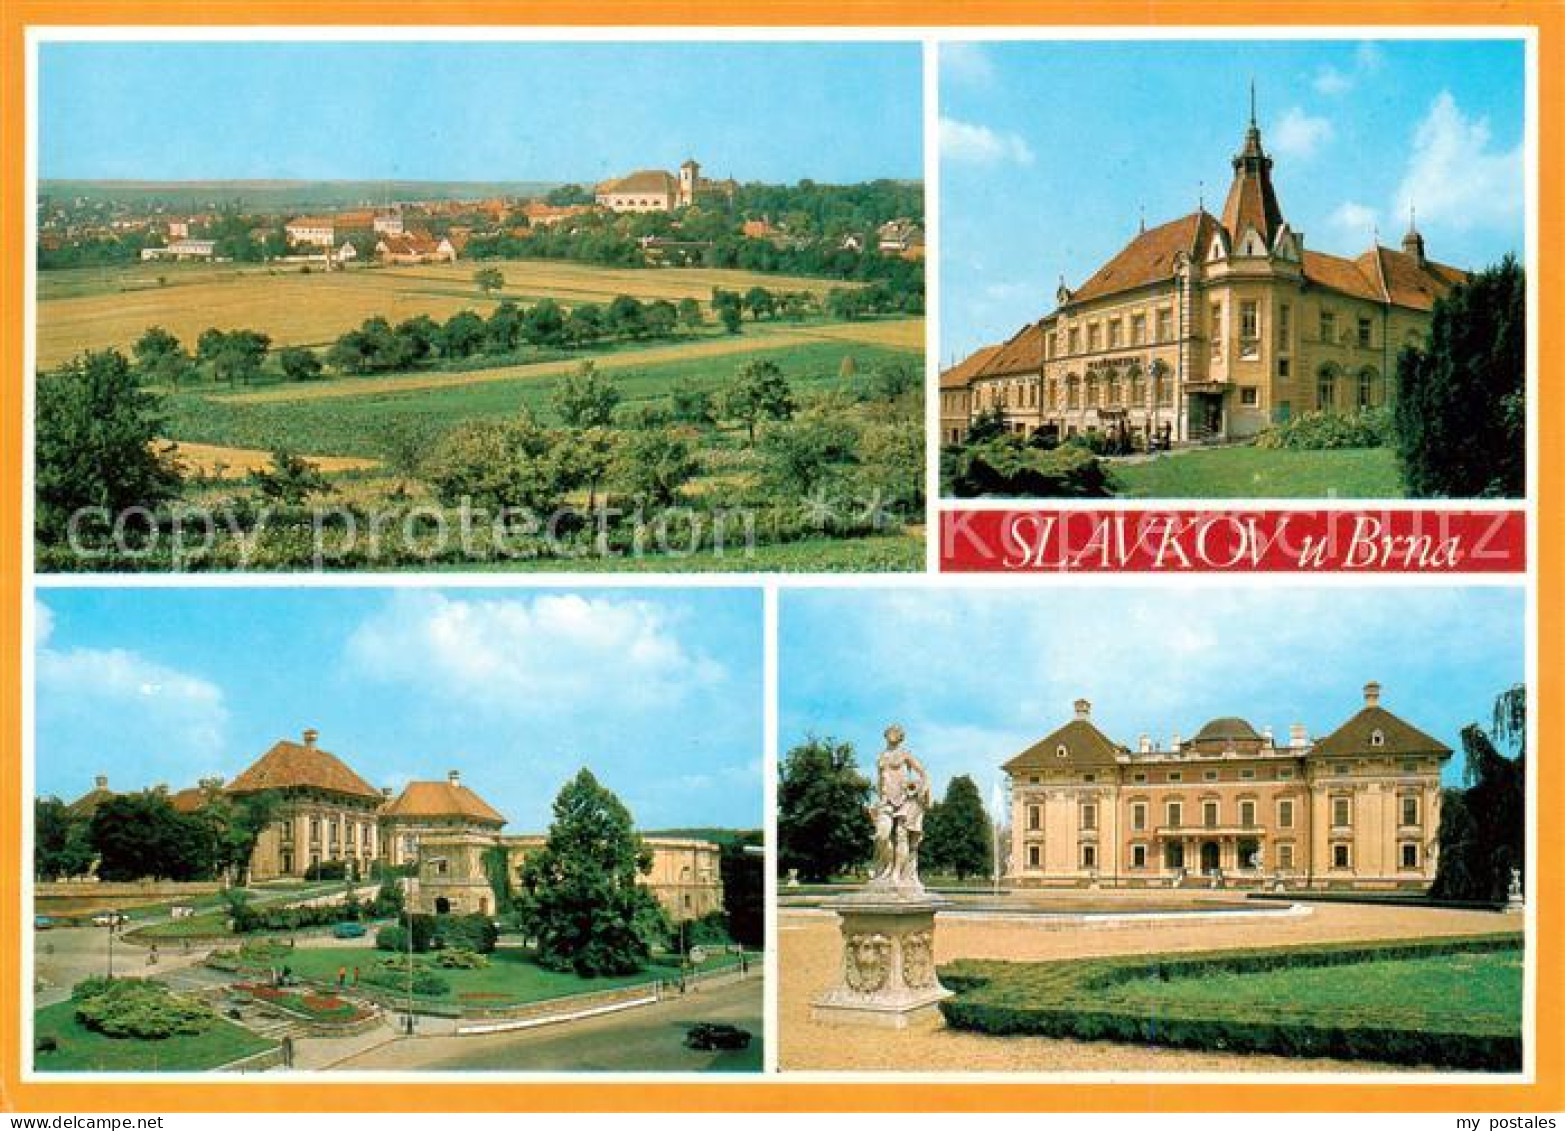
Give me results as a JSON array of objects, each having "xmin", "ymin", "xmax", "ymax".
[
  {"xmin": 420, "ymin": 533, "xmax": 924, "ymax": 573},
  {"xmin": 1111, "ymin": 949, "xmax": 1522, "ymax": 1024},
  {"xmin": 1110, "ymin": 446, "xmax": 1405, "ymax": 499},
  {"xmin": 275, "ymin": 944, "xmax": 753, "ymax": 1008},
  {"xmin": 33, "ymin": 998, "xmax": 275, "ymax": 1073},
  {"xmin": 165, "ymin": 338, "xmax": 918, "ymax": 458}
]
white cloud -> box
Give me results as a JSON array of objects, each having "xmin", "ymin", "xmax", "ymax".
[
  {"xmin": 345, "ymin": 591, "xmax": 725, "ymax": 715},
  {"xmin": 36, "ymin": 621, "xmax": 230, "ymax": 792},
  {"xmin": 1268, "ymin": 107, "xmax": 1334, "ymax": 161},
  {"xmin": 1394, "ymin": 90, "xmax": 1523, "ymax": 232},
  {"xmin": 1328, "ymin": 200, "xmax": 1380, "ymax": 236},
  {"xmin": 34, "ymin": 598, "xmax": 53, "ymax": 647},
  {"xmin": 1313, "ymin": 66, "xmax": 1352, "ymax": 96},
  {"xmin": 939, "ymin": 117, "xmax": 1034, "ymax": 166},
  {"xmin": 941, "ymin": 42, "xmax": 995, "ymax": 87}
]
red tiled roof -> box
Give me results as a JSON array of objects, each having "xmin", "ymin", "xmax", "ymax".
[
  {"xmin": 169, "ymin": 787, "xmax": 209, "ymax": 814},
  {"xmin": 977, "ymin": 322, "xmax": 1048, "ymax": 378},
  {"xmin": 1365, "ymin": 246, "xmax": 1468, "ymax": 311},
  {"xmin": 940, "ymin": 344, "xmax": 1003, "ymax": 390},
  {"xmin": 598, "ymin": 170, "xmax": 677, "ymax": 197},
  {"xmin": 226, "ymin": 738, "xmax": 382, "ymax": 801},
  {"xmin": 1070, "ymin": 212, "xmax": 1220, "ymax": 305},
  {"xmin": 381, "ymin": 780, "xmax": 506, "ymax": 825},
  {"xmin": 1220, "ymin": 128, "xmax": 1286, "ymax": 248}
]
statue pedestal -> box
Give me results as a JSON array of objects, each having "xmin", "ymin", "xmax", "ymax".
[{"xmin": 811, "ymin": 889, "xmax": 952, "ymax": 1029}]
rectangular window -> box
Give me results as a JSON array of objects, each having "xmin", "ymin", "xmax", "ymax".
[
  {"xmin": 1278, "ymin": 843, "xmax": 1294, "ymax": 870},
  {"xmin": 1402, "ymin": 795, "xmax": 1420, "ymax": 826},
  {"xmin": 1240, "ymin": 386, "xmax": 1259, "ymax": 407},
  {"xmin": 1401, "ymin": 843, "xmax": 1419, "ymax": 869},
  {"xmin": 1108, "ymin": 319, "xmax": 1123, "ymax": 348},
  {"xmin": 1278, "ymin": 303, "xmax": 1291, "ymax": 346},
  {"xmin": 1279, "ymin": 768, "xmax": 1294, "ymax": 780},
  {"xmin": 1210, "ymin": 302, "xmax": 1223, "ymax": 355},
  {"xmin": 1240, "ymin": 800, "xmax": 1256, "ymax": 827},
  {"xmin": 1240, "ymin": 769, "xmax": 1256, "ymax": 780},
  {"xmin": 1132, "ymin": 844, "xmax": 1147, "ymax": 869},
  {"xmin": 1278, "ymin": 799, "xmax": 1294, "ymax": 828},
  {"xmin": 1167, "ymin": 801, "xmax": 1183, "ymax": 828},
  {"xmin": 1157, "ymin": 307, "xmax": 1173, "ymax": 342},
  {"xmin": 1027, "ymin": 804, "xmax": 1041, "ymax": 831},
  {"xmin": 1087, "ymin": 323, "xmax": 1101, "ymax": 352},
  {"xmin": 1320, "ymin": 309, "xmax": 1336, "ymax": 343},
  {"xmin": 1028, "ymin": 845, "xmax": 1041, "ymax": 869},
  {"xmin": 1068, "ymin": 327, "xmax": 1081, "ymax": 354},
  {"xmin": 1132, "ymin": 803, "xmax": 1147, "ymax": 832},
  {"xmin": 1131, "ymin": 313, "xmax": 1147, "ymax": 345},
  {"xmin": 1333, "ymin": 843, "xmax": 1351, "ymax": 869},
  {"xmin": 1357, "ymin": 317, "xmax": 1372, "ymax": 348},
  {"xmin": 1168, "ymin": 771, "xmax": 1183, "ymax": 783},
  {"xmin": 1203, "ymin": 800, "xmax": 1219, "ymax": 828},
  {"xmin": 1082, "ymin": 844, "xmax": 1097, "ymax": 869},
  {"xmin": 1241, "ymin": 299, "xmax": 1259, "ymax": 339},
  {"xmin": 1278, "ymin": 358, "xmax": 1291, "ymax": 377},
  {"xmin": 1333, "ymin": 797, "xmax": 1352, "ymax": 827},
  {"xmin": 1080, "ymin": 803, "xmax": 1098, "ymax": 831},
  {"xmin": 1045, "ymin": 334, "xmax": 1055, "ymax": 361},
  {"xmin": 1203, "ymin": 769, "xmax": 1218, "ymax": 782},
  {"xmin": 1133, "ymin": 773, "xmax": 1147, "ymax": 784}
]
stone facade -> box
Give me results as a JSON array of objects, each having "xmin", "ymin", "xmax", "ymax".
[
  {"xmin": 1005, "ymin": 683, "xmax": 1451, "ymax": 891},
  {"xmin": 948, "ymin": 110, "xmax": 1467, "ymax": 446}
]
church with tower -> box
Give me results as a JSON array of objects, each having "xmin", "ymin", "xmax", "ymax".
[
  {"xmin": 941, "ymin": 97, "xmax": 1469, "ymax": 447},
  {"xmin": 594, "ymin": 157, "xmax": 738, "ymax": 213}
]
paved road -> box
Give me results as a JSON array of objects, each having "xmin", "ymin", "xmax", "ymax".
[
  {"xmin": 32, "ymin": 924, "xmax": 214, "ymax": 1007},
  {"xmin": 328, "ymin": 974, "xmax": 763, "ymax": 1073}
]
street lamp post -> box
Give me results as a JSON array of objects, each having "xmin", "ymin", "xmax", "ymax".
[{"xmin": 404, "ymin": 836, "xmax": 417, "ymax": 1036}]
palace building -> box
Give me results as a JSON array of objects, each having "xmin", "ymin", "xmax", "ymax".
[
  {"xmin": 1003, "ymin": 683, "xmax": 1452, "ymax": 891},
  {"xmin": 944, "ymin": 103, "xmax": 1468, "ymax": 446},
  {"xmin": 68, "ymin": 729, "xmax": 724, "ymax": 922}
]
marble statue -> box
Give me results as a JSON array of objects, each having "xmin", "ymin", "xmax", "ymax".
[{"xmin": 868, "ymin": 724, "xmax": 932, "ymax": 892}]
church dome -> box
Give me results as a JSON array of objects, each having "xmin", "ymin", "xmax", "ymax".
[{"xmin": 1192, "ymin": 716, "xmax": 1261, "ymax": 744}]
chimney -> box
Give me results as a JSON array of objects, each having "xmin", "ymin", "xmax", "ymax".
[
  {"xmin": 448, "ymin": 770, "xmax": 462, "ymax": 787},
  {"xmin": 1170, "ymin": 731, "xmax": 1181, "ymax": 752},
  {"xmin": 1290, "ymin": 723, "xmax": 1308, "ymax": 749},
  {"xmin": 381, "ymin": 786, "xmax": 393, "ymax": 799},
  {"xmin": 302, "ymin": 728, "xmax": 319, "ymax": 748},
  {"xmin": 94, "ymin": 774, "xmax": 108, "ymax": 790},
  {"xmin": 1138, "ymin": 733, "xmax": 1151, "ymax": 754},
  {"xmin": 1363, "ymin": 681, "xmax": 1382, "ymax": 707},
  {"xmin": 1073, "ymin": 698, "xmax": 1091, "ymax": 721},
  {"xmin": 1261, "ymin": 725, "xmax": 1274, "ymax": 745}
]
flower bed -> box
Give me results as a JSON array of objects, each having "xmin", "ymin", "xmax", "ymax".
[
  {"xmin": 234, "ymin": 983, "xmax": 368, "ymax": 1024},
  {"xmin": 939, "ymin": 932, "xmax": 1523, "ymax": 1071}
]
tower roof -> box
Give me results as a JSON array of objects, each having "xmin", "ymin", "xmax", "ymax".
[
  {"xmin": 1311, "ymin": 705, "xmax": 1452, "ymax": 760},
  {"xmin": 1190, "ymin": 716, "xmax": 1262, "ymax": 745},
  {"xmin": 1004, "ymin": 701, "xmax": 1126, "ymax": 772},
  {"xmin": 226, "ymin": 732, "xmax": 382, "ymax": 801},
  {"xmin": 1219, "ymin": 111, "xmax": 1286, "ymax": 247},
  {"xmin": 381, "ymin": 776, "xmax": 507, "ymax": 826}
]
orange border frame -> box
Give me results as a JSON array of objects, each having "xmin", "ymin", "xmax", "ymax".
[{"xmin": 1, "ymin": 0, "xmax": 1557, "ymax": 1112}]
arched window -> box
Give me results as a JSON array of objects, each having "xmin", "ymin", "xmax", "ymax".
[
  {"xmin": 1107, "ymin": 375, "xmax": 1122, "ymax": 407},
  {"xmin": 1128, "ymin": 367, "xmax": 1144, "ymax": 406},
  {"xmin": 1357, "ymin": 367, "xmax": 1379, "ymax": 409},
  {"xmin": 1371, "ymin": 728, "xmax": 1386, "ymax": 747},
  {"xmin": 1086, "ymin": 375, "xmax": 1100, "ymax": 408},
  {"xmin": 1066, "ymin": 375, "xmax": 1081, "ymax": 409}
]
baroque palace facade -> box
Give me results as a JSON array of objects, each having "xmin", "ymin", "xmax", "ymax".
[
  {"xmin": 941, "ymin": 108, "xmax": 1467, "ymax": 447},
  {"xmin": 73, "ymin": 728, "xmax": 723, "ymax": 922},
  {"xmin": 1004, "ymin": 683, "xmax": 1452, "ymax": 891}
]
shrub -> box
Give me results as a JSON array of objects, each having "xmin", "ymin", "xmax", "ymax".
[
  {"xmin": 1255, "ymin": 408, "xmax": 1393, "ymax": 450},
  {"xmin": 436, "ymin": 913, "xmax": 499, "ymax": 955},
  {"xmin": 947, "ymin": 438, "xmax": 1114, "ymax": 498},
  {"xmin": 434, "ymin": 948, "xmax": 490, "ymax": 970},
  {"xmin": 375, "ymin": 912, "xmax": 437, "ymax": 954},
  {"xmin": 304, "ymin": 859, "xmax": 349, "ymax": 882},
  {"xmin": 359, "ymin": 961, "xmax": 451, "ymax": 997},
  {"xmin": 72, "ymin": 977, "xmax": 216, "ymax": 1040}
]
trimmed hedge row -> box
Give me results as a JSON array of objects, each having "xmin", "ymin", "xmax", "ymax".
[{"xmin": 939, "ymin": 932, "xmax": 1523, "ymax": 1071}]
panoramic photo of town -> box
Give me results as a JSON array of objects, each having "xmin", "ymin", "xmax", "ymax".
[
  {"xmin": 777, "ymin": 585, "xmax": 1525, "ymax": 1073},
  {"xmin": 31, "ymin": 587, "xmax": 764, "ymax": 1073},
  {"xmin": 33, "ymin": 40, "xmax": 925, "ymax": 572},
  {"xmin": 938, "ymin": 40, "xmax": 1525, "ymax": 500}
]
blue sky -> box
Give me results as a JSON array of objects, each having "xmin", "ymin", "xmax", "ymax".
[
  {"xmin": 940, "ymin": 39, "xmax": 1527, "ymax": 362},
  {"xmin": 38, "ymin": 40, "xmax": 922, "ymax": 183},
  {"xmin": 35, "ymin": 587, "xmax": 763, "ymax": 832},
  {"xmin": 780, "ymin": 585, "xmax": 1524, "ymax": 804}
]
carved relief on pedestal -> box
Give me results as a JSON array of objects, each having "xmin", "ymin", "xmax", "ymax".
[
  {"xmin": 843, "ymin": 931, "xmax": 891, "ymax": 994},
  {"xmin": 902, "ymin": 928, "xmax": 935, "ymax": 989}
]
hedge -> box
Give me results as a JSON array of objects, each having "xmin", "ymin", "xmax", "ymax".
[{"xmin": 939, "ymin": 932, "xmax": 1522, "ymax": 1071}]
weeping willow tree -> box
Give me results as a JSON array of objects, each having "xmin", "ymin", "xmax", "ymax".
[{"xmin": 1431, "ymin": 684, "xmax": 1525, "ymax": 903}]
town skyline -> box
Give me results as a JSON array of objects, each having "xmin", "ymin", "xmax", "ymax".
[
  {"xmin": 940, "ymin": 39, "xmax": 1527, "ymax": 361},
  {"xmin": 38, "ymin": 40, "xmax": 923, "ymax": 185},
  {"xmin": 35, "ymin": 588, "xmax": 764, "ymax": 832}
]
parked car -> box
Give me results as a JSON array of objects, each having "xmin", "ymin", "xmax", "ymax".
[
  {"xmin": 32, "ymin": 916, "xmax": 55, "ymax": 931},
  {"xmin": 91, "ymin": 912, "xmax": 128, "ymax": 927},
  {"xmin": 332, "ymin": 921, "xmax": 367, "ymax": 939},
  {"xmin": 684, "ymin": 1022, "xmax": 752, "ymax": 1051}
]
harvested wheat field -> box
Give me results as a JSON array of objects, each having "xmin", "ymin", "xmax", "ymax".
[
  {"xmin": 35, "ymin": 258, "xmax": 861, "ymax": 369},
  {"xmin": 779, "ymin": 898, "xmax": 1515, "ymax": 1074},
  {"xmin": 169, "ymin": 440, "xmax": 380, "ymax": 479}
]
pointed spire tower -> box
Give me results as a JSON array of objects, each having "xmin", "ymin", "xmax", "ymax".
[
  {"xmin": 1401, "ymin": 204, "xmax": 1427, "ymax": 264},
  {"xmin": 1220, "ymin": 83, "xmax": 1287, "ymax": 248}
]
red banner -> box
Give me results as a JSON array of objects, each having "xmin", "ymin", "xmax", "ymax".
[{"xmin": 940, "ymin": 509, "xmax": 1526, "ymax": 573}]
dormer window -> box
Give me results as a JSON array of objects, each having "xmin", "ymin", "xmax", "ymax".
[
  {"xmin": 1370, "ymin": 729, "xmax": 1386, "ymax": 747},
  {"xmin": 1056, "ymin": 745, "xmax": 1069, "ymax": 759}
]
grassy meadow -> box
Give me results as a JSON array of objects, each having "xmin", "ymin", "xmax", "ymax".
[{"xmin": 1111, "ymin": 446, "xmax": 1405, "ymax": 499}]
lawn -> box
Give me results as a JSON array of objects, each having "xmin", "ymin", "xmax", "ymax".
[
  {"xmin": 940, "ymin": 934, "xmax": 1523, "ymax": 1070},
  {"xmin": 431, "ymin": 532, "xmax": 924, "ymax": 574},
  {"xmin": 32, "ymin": 998, "xmax": 276, "ymax": 1073},
  {"xmin": 36, "ymin": 257, "xmax": 866, "ymax": 368},
  {"xmin": 277, "ymin": 944, "xmax": 755, "ymax": 1008},
  {"xmin": 1110, "ymin": 445, "xmax": 1405, "ymax": 499},
  {"xmin": 1111, "ymin": 948, "xmax": 1522, "ymax": 1026}
]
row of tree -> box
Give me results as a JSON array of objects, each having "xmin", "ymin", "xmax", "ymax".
[{"xmin": 777, "ymin": 738, "xmax": 994, "ymax": 884}]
